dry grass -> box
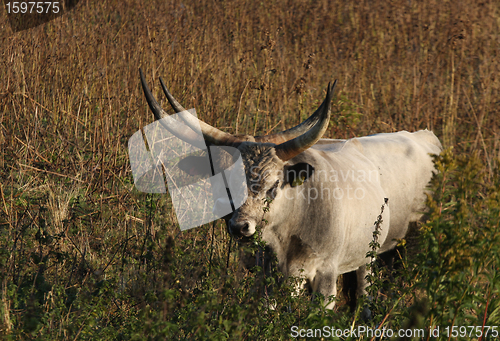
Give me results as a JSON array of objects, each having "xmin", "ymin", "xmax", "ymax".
[{"xmin": 0, "ymin": 0, "xmax": 499, "ymax": 338}]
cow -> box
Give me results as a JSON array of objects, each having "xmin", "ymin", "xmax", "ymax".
[{"xmin": 138, "ymin": 69, "xmax": 442, "ymax": 309}]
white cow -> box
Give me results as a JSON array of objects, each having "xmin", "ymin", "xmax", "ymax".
[{"xmin": 139, "ymin": 69, "xmax": 442, "ymax": 309}]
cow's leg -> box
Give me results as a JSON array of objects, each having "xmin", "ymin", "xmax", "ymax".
[
  {"xmin": 355, "ymin": 264, "xmax": 370, "ymax": 297},
  {"xmin": 312, "ymin": 270, "xmax": 338, "ymax": 309},
  {"xmin": 356, "ymin": 264, "xmax": 373, "ymax": 321}
]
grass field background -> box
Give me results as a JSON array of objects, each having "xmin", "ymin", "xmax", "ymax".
[{"xmin": 1, "ymin": 0, "xmax": 499, "ymax": 339}]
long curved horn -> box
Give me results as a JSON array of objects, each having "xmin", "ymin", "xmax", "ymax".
[
  {"xmin": 274, "ymin": 80, "xmax": 337, "ymax": 161},
  {"xmin": 255, "ymin": 98, "xmax": 326, "ymax": 144},
  {"xmin": 140, "ymin": 68, "xmax": 204, "ymax": 146},
  {"xmin": 158, "ymin": 77, "xmax": 245, "ymax": 145},
  {"xmin": 159, "ymin": 76, "xmax": 327, "ymax": 145}
]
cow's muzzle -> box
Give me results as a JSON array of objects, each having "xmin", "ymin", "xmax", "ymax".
[{"xmin": 228, "ymin": 220, "xmax": 255, "ymax": 239}]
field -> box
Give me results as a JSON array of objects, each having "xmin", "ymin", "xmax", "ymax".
[{"xmin": 1, "ymin": 0, "xmax": 499, "ymax": 339}]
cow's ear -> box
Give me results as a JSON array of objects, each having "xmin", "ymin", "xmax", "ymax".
[
  {"xmin": 286, "ymin": 163, "xmax": 315, "ymax": 187},
  {"xmin": 177, "ymin": 155, "xmax": 212, "ymax": 176}
]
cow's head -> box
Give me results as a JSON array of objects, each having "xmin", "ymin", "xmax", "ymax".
[
  {"xmin": 225, "ymin": 143, "xmax": 320, "ymax": 239},
  {"xmin": 139, "ymin": 69, "xmax": 335, "ymax": 239}
]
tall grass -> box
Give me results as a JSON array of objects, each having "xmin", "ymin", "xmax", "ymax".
[{"xmin": 0, "ymin": 0, "xmax": 499, "ymax": 339}]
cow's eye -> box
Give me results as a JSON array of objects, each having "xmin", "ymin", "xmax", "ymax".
[{"xmin": 267, "ymin": 180, "xmax": 279, "ymax": 199}]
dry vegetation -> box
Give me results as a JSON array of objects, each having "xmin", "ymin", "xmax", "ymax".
[{"xmin": 0, "ymin": 0, "xmax": 499, "ymax": 339}]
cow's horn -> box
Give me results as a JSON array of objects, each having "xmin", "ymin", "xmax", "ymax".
[
  {"xmin": 253, "ymin": 100, "xmax": 327, "ymax": 144},
  {"xmin": 274, "ymin": 80, "xmax": 337, "ymax": 161},
  {"xmin": 159, "ymin": 75, "xmax": 326, "ymax": 145}
]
